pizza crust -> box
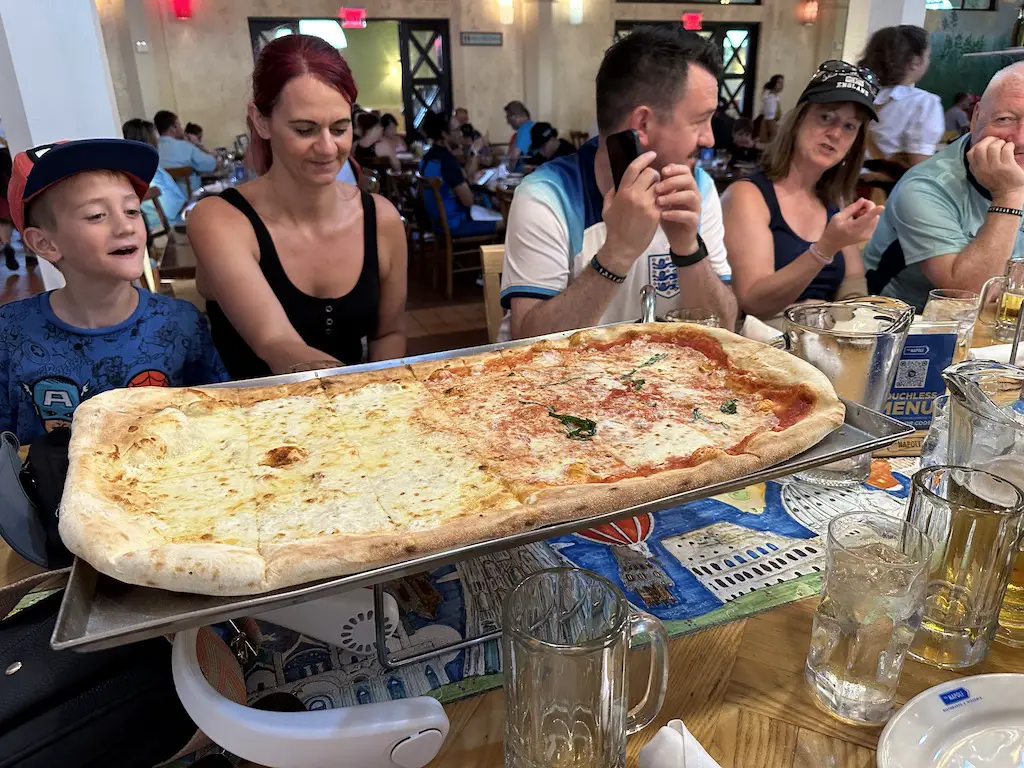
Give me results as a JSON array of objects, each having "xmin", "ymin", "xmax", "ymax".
[{"xmin": 60, "ymin": 323, "xmax": 845, "ymax": 596}]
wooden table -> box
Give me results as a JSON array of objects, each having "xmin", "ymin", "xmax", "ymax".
[
  {"xmin": 158, "ymin": 238, "xmax": 198, "ymax": 280},
  {"xmin": 427, "ymin": 597, "xmax": 1022, "ymax": 768}
]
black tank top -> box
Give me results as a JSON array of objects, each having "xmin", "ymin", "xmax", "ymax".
[
  {"xmin": 743, "ymin": 172, "xmax": 845, "ymax": 303},
  {"xmin": 207, "ymin": 187, "xmax": 380, "ymax": 380}
]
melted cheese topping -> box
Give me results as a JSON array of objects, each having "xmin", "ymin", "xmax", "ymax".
[{"xmin": 83, "ymin": 333, "xmax": 815, "ymax": 563}]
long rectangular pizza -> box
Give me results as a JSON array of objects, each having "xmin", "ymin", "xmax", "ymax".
[{"xmin": 59, "ymin": 323, "xmax": 844, "ymax": 595}]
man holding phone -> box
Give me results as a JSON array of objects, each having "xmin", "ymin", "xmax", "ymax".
[{"xmin": 499, "ymin": 25, "xmax": 736, "ymax": 340}]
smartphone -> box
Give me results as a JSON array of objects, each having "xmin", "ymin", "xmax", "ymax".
[{"xmin": 606, "ymin": 129, "xmax": 643, "ymax": 191}]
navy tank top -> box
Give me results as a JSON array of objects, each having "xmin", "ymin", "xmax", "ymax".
[
  {"xmin": 207, "ymin": 187, "xmax": 380, "ymax": 379},
  {"xmin": 743, "ymin": 171, "xmax": 845, "ymax": 302}
]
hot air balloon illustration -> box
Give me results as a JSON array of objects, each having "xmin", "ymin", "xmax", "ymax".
[{"xmin": 576, "ymin": 514, "xmax": 677, "ymax": 608}]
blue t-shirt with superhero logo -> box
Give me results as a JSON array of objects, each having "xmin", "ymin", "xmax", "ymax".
[{"xmin": 0, "ymin": 289, "xmax": 229, "ymax": 444}]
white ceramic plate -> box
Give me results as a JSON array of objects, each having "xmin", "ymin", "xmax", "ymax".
[{"xmin": 877, "ymin": 673, "xmax": 1024, "ymax": 768}]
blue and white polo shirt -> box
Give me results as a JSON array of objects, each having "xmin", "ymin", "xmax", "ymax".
[{"xmin": 498, "ymin": 139, "xmax": 730, "ymax": 340}]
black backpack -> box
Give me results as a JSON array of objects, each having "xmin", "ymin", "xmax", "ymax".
[
  {"xmin": 0, "ymin": 591, "xmax": 197, "ymax": 768},
  {"xmin": 0, "ymin": 430, "xmax": 198, "ymax": 767}
]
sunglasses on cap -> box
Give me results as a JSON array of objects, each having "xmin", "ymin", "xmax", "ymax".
[{"xmin": 811, "ymin": 60, "xmax": 881, "ymax": 98}]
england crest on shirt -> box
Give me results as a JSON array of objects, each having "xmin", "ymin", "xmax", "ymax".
[{"xmin": 648, "ymin": 252, "xmax": 679, "ymax": 299}]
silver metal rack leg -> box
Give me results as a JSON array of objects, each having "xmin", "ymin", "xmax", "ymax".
[{"xmin": 373, "ymin": 582, "xmax": 502, "ymax": 671}]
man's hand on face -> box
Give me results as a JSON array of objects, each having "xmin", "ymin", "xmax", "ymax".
[
  {"xmin": 655, "ymin": 164, "xmax": 702, "ymax": 257},
  {"xmin": 968, "ymin": 136, "xmax": 1024, "ymax": 208},
  {"xmin": 600, "ymin": 151, "xmax": 662, "ymax": 274}
]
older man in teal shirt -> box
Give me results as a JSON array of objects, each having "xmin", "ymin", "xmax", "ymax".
[{"xmin": 864, "ymin": 62, "xmax": 1024, "ymax": 311}]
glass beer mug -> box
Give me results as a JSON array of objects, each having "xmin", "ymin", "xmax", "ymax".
[
  {"xmin": 979, "ymin": 258, "xmax": 1024, "ymax": 343},
  {"xmin": 503, "ymin": 568, "xmax": 669, "ymax": 768}
]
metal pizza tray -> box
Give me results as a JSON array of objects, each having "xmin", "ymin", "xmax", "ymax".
[{"xmin": 50, "ymin": 330, "xmax": 914, "ymax": 652}]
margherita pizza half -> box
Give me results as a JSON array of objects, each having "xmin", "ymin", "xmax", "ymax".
[{"xmin": 59, "ymin": 324, "xmax": 844, "ymax": 595}]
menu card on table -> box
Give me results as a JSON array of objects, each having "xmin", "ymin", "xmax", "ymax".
[{"xmin": 876, "ymin": 320, "xmax": 959, "ymax": 457}]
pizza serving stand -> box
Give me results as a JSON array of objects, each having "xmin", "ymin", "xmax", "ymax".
[{"xmin": 48, "ymin": 327, "xmax": 913, "ymax": 768}]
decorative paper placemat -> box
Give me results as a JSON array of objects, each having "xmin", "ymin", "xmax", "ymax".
[{"xmin": 244, "ymin": 459, "xmax": 918, "ymax": 709}]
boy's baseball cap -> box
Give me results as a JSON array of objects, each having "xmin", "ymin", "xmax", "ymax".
[{"xmin": 7, "ymin": 138, "xmax": 158, "ymax": 233}]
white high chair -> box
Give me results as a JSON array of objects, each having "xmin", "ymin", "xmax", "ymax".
[{"xmin": 170, "ymin": 588, "xmax": 450, "ymax": 768}]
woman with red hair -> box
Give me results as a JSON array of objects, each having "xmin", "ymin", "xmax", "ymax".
[{"xmin": 187, "ymin": 34, "xmax": 406, "ymax": 378}]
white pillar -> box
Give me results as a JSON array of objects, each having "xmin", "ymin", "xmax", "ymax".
[
  {"xmin": 842, "ymin": 0, "xmax": 927, "ymax": 64},
  {"xmin": 118, "ymin": 0, "xmax": 177, "ymax": 122},
  {"xmin": 521, "ymin": 0, "xmax": 555, "ymax": 122},
  {"xmin": 0, "ymin": 0, "xmax": 122, "ymax": 154}
]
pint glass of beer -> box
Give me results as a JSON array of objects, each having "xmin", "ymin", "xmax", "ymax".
[
  {"xmin": 979, "ymin": 259, "xmax": 1024, "ymax": 343},
  {"xmin": 906, "ymin": 466, "xmax": 1024, "ymax": 668}
]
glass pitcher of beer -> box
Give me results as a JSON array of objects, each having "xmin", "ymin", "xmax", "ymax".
[
  {"xmin": 979, "ymin": 258, "xmax": 1024, "ymax": 343},
  {"xmin": 784, "ymin": 300, "xmax": 913, "ymax": 487},
  {"xmin": 942, "ymin": 361, "xmax": 1024, "ymax": 646}
]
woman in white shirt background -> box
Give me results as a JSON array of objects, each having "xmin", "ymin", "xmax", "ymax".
[
  {"xmin": 858, "ymin": 25, "xmax": 943, "ymax": 170},
  {"xmin": 758, "ymin": 75, "xmax": 785, "ymax": 144}
]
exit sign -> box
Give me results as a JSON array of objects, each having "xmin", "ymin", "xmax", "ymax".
[
  {"xmin": 681, "ymin": 12, "xmax": 703, "ymax": 31},
  {"xmin": 338, "ymin": 7, "xmax": 367, "ymax": 28}
]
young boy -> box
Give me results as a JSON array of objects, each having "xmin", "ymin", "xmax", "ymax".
[{"xmin": 0, "ymin": 138, "xmax": 228, "ymax": 444}]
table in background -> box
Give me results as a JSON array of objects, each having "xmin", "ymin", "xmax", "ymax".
[
  {"xmin": 199, "ymin": 166, "xmax": 233, "ymax": 186},
  {"xmin": 0, "ymin": 540, "xmax": 44, "ymax": 588},
  {"xmin": 158, "ymin": 238, "xmax": 197, "ymax": 280},
  {"xmin": 706, "ymin": 162, "xmax": 759, "ymax": 195}
]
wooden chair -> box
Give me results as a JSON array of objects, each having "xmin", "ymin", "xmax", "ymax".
[
  {"xmin": 569, "ymin": 130, "xmax": 589, "ymax": 149},
  {"xmin": 417, "ymin": 172, "xmax": 499, "ymax": 301},
  {"xmin": 480, "ymin": 244, "xmax": 505, "ymax": 343},
  {"xmin": 857, "ymin": 173, "xmax": 892, "ymax": 207},
  {"xmin": 386, "ymin": 169, "xmax": 431, "ymax": 271},
  {"xmin": 165, "ymin": 166, "xmax": 194, "ymax": 201},
  {"xmin": 142, "ymin": 186, "xmax": 170, "ymax": 245},
  {"xmin": 385, "ymin": 169, "xmax": 416, "ymax": 214},
  {"xmin": 141, "ymin": 246, "xmax": 158, "ymax": 292}
]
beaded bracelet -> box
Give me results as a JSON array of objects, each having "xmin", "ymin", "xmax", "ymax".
[{"xmin": 591, "ymin": 255, "xmax": 626, "ymax": 284}]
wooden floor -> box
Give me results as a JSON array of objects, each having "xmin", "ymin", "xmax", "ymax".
[{"xmin": 0, "ymin": 253, "xmax": 43, "ymax": 306}]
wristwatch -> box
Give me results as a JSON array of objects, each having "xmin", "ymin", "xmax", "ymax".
[{"xmin": 669, "ymin": 235, "xmax": 708, "ymax": 268}]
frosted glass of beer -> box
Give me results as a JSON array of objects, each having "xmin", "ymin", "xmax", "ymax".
[
  {"xmin": 979, "ymin": 259, "xmax": 1024, "ymax": 343},
  {"xmin": 922, "ymin": 289, "xmax": 979, "ymax": 364},
  {"xmin": 906, "ymin": 466, "xmax": 1024, "ymax": 668},
  {"xmin": 805, "ymin": 512, "xmax": 932, "ymax": 725}
]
